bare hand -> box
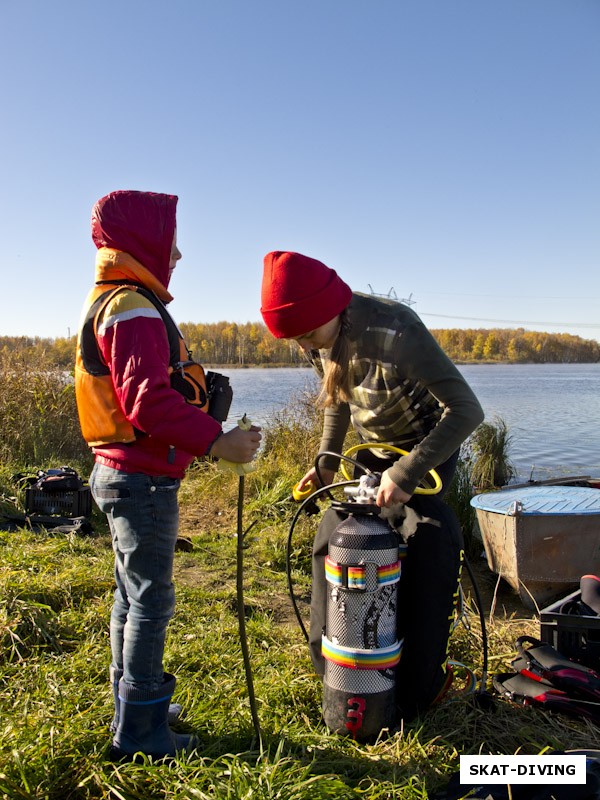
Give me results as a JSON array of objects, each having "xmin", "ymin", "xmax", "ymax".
[
  {"xmin": 297, "ymin": 466, "xmax": 336, "ymax": 492},
  {"xmin": 376, "ymin": 469, "xmax": 411, "ymax": 508},
  {"xmin": 209, "ymin": 425, "xmax": 261, "ymax": 463}
]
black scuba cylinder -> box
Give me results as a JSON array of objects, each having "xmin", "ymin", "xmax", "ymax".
[{"xmin": 321, "ymin": 481, "xmax": 405, "ymax": 741}]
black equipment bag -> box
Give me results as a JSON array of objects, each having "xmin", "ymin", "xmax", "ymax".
[{"xmin": 23, "ymin": 467, "xmax": 92, "ymax": 517}]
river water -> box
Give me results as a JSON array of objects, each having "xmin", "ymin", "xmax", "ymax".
[{"xmin": 218, "ymin": 363, "xmax": 600, "ymax": 481}]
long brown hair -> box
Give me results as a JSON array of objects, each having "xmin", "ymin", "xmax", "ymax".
[{"xmin": 320, "ymin": 309, "xmax": 353, "ymax": 407}]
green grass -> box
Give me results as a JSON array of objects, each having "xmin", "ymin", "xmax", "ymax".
[
  {"xmin": 0, "ymin": 461, "xmax": 597, "ymax": 800},
  {"xmin": 0, "ymin": 366, "xmax": 596, "ymax": 799}
]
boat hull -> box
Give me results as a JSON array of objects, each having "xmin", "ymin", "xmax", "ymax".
[{"xmin": 471, "ymin": 486, "xmax": 600, "ymax": 610}]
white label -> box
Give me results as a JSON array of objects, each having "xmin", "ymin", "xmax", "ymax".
[{"xmin": 460, "ymin": 755, "xmax": 586, "ymax": 785}]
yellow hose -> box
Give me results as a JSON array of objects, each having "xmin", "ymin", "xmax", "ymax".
[{"xmin": 340, "ymin": 443, "xmax": 442, "ymax": 495}]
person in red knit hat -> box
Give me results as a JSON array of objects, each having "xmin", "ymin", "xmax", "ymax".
[{"xmin": 261, "ymin": 250, "xmax": 484, "ymax": 725}]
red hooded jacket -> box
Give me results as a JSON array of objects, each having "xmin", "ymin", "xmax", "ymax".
[{"xmin": 75, "ymin": 190, "xmax": 222, "ymax": 477}]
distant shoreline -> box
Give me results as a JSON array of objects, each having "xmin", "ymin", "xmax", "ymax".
[{"xmin": 204, "ymin": 360, "xmax": 600, "ymax": 369}]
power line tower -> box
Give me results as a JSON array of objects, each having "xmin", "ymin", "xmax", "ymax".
[{"xmin": 367, "ymin": 285, "xmax": 415, "ymax": 307}]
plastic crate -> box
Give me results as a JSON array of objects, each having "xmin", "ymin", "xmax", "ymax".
[
  {"xmin": 540, "ymin": 589, "xmax": 600, "ymax": 671},
  {"xmin": 25, "ymin": 487, "xmax": 92, "ymax": 517}
]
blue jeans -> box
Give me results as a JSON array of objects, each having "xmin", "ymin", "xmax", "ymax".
[{"xmin": 90, "ymin": 463, "xmax": 180, "ymax": 689}]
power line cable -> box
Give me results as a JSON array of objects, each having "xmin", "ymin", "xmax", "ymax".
[{"xmin": 419, "ymin": 312, "xmax": 600, "ymax": 328}]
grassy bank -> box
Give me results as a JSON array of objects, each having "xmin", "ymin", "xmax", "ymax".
[{"xmin": 0, "ymin": 377, "xmax": 597, "ymax": 798}]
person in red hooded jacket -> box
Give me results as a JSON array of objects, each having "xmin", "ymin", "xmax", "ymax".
[{"xmin": 75, "ymin": 190, "xmax": 261, "ymax": 760}]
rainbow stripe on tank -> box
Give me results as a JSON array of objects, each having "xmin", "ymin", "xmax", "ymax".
[
  {"xmin": 325, "ymin": 557, "xmax": 401, "ymax": 589},
  {"xmin": 322, "ymin": 636, "xmax": 402, "ymax": 670}
]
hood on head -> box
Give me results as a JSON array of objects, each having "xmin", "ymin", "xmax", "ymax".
[{"xmin": 91, "ymin": 190, "xmax": 178, "ymax": 288}]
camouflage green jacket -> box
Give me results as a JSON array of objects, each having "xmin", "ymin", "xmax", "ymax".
[{"xmin": 307, "ymin": 292, "xmax": 484, "ymax": 495}]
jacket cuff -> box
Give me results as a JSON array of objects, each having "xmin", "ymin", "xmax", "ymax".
[
  {"xmin": 205, "ymin": 429, "xmax": 223, "ymax": 456},
  {"xmin": 388, "ymin": 457, "xmax": 420, "ymax": 497}
]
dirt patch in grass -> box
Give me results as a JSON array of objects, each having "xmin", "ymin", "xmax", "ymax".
[
  {"xmin": 173, "ymin": 551, "xmax": 303, "ymax": 628},
  {"xmin": 175, "ymin": 500, "xmax": 539, "ymax": 635},
  {"xmin": 462, "ymin": 555, "xmax": 538, "ymax": 622},
  {"xmin": 173, "ymin": 530, "xmax": 305, "ymax": 631},
  {"xmin": 179, "ymin": 503, "xmax": 236, "ymax": 537}
]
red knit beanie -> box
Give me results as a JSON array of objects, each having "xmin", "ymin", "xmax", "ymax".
[{"xmin": 261, "ymin": 251, "xmax": 352, "ymax": 338}]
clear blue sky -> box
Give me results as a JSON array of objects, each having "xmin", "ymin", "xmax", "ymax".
[{"xmin": 2, "ymin": 1, "xmax": 599, "ymax": 342}]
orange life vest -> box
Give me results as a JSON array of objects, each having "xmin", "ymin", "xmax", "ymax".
[{"xmin": 75, "ymin": 283, "xmax": 209, "ymax": 446}]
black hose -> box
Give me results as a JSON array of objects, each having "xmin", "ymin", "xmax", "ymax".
[
  {"xmin": 236, "ymin": 475, "xmax": 263, "ymax": 748},
  {"xmin": 462, "ymin": 552, "xmax": 491, "ymax": 699},
  {"xmin": 286, "ymin": 478, "xmax": 360, "ymax": 642},
  {"xmin": 313, "ymin": 451, "xmax": 375, "ymax": 501}
]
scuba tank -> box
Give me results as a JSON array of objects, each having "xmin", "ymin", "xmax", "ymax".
[
  {"xmin": 288, "ymin": 448, "xmax": 489, "ymax": 742},
  {"xmin": 321, "ymin": 474, "xmax": 405, "ymax": 740}
]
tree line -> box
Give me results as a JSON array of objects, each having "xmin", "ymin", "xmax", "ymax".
[
  {"xmin": 430, "ymin": 327, "xmax": 600, "ymax": 364},
  {"xmin": 1, "ymin": 322, "xmax": 598, "ymax": 369}
]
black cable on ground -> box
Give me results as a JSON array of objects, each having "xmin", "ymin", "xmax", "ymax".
[{"xmin": 462, "ymin": 553, "xmax": 492, "ymax": 705}]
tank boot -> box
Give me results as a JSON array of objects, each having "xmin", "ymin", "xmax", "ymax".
[
  {"xmin": 109, "ymin": 666, "xmax": 183, "ymax": 732},
  {"xmin": 110, "ymin": 672, "xmax": 197, "ymax": 761}
]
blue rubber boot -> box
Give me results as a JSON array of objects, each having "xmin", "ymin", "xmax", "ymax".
[
  {"xmin": 109, "ymin": 667, "xmax": 183, "ymax": 732},
  {"xmin": 110, "ymin": 673, "xmax": 197, "ymax": 761}
]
